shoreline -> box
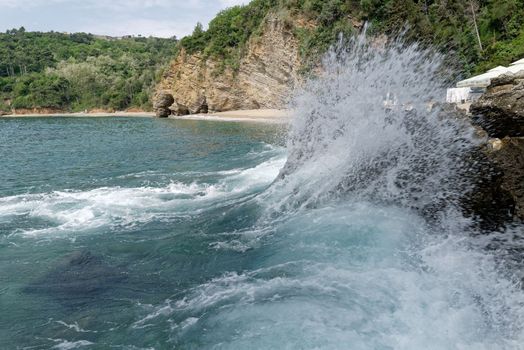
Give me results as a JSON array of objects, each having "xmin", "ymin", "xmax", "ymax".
[
  {"xmin": 1, "ymin": 109, "xmax": 292, "ymax": 123},
  {"xmin": 1, "ymin": 111, "xmax": 156, "ymax": 118},
  {"xmin": 170, "ymin": 109, "xmax": 291, "ymax": 124}
]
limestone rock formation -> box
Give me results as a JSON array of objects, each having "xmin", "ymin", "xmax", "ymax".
[
  {"xmin": 156, "ymin": 14, "xmax": 306, "ymax": 112},
  {"xmin": 194, "ymin": 95, "xmax": 208, "ymax": 114},
  {"xmin": 170, "ymin": 102, "xmax": 190, "ymax": 116},
  {"xmin": 153, "ymin": 92, "xmax": 175, "ymax": 118},
  {"xmin": 470, "ymin": 71, "xmax": 524, "ymax": 138}
]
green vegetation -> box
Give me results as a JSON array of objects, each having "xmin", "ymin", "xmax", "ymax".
[
  {"xmin": 0, "ymin": 28, "xmax": 177, "ymax": 112},
  {"xmin": 347, "ymin": 0, "xmax": 524, "ymax": 74},
  {"xmin": 2, "ymin": 0, "xmax": 524, "ymax": 113},
  {"xmin": 180, "ymin": 0, "xmax": 278, "ymax": 71},
  {"xmin": 179, "ymin": 0, "xmax": 524, "ymax": 76}
]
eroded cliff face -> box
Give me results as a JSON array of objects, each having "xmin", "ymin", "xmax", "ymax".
[{"xmin": 157, "ymin": 14, "xmax": 306, "ymax": 113}]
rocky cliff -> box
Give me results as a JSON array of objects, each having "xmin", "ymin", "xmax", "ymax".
[
  {"xmin": 470, "ymin": 72, "xmax": 524, "ymax": 222},
  {"xmin": 155, "ymin": 7, "xmax": 523, "ymax": 228},
  {"xmin": 156, "ymin": 14, "xmax": 307, "ymax": 113}
]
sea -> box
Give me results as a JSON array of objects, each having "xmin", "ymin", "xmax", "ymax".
[{"xmin": 1, "ymin": 33, "xmax": 523, "ymax": 350}]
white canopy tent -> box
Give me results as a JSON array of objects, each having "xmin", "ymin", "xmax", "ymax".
[
  {"xmin": 510, "ymin": 58, "xmax": 524, "ymax": 66},
  {"xmin": 457, "ymin": 67, "xmax": 508, "ymax": 88},
  {"xmin": 506, "ymin": 63, "xmax": 524, "ymax": 74},
  {"xmin": 456, "ymin": 60, "xmax": 524, "ymax": 88},
  {"xmin": 447, "ymin": 58, "xmax": 524, "ymax": 103}
]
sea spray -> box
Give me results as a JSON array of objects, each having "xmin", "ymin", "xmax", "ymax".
[
  {"xmin": 179, "ymin": 31, "xmax": 524, "ymax": 348},
  {"xmin": 2, "ymin": 36, "xmax": 524, "ymax": 349},
  {"xmin": 266, "ymin": 30, "xmax": 482, "ymax": 223}
]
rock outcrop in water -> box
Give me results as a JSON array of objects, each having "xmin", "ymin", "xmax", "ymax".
[
  {"xmin": 471, "ymin": 71, "xmax": 524, "ymax": 137},
  {"xmin": 486, "ymin": 137, "xmax": 524, "ymax": 219},
  {"xmin": 156, "ymin": 14, "xmax": 305, "ymax": 112},
  {"xmin": 468, "ymin": 72, "xmax": 524, "ymax": 223},
  {"xmin": 153, "ymin": 92, "xmax": 175, "ymax": 118}
]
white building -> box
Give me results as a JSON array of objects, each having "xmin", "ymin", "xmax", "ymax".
[{"xmin": 446, "ymin": 59, "xmax": 524, "ymax": 103}]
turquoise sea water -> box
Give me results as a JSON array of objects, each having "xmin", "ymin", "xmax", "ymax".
[{"xmin": 1, "ymin": 117, "xmax": 523, "ymax": 349}]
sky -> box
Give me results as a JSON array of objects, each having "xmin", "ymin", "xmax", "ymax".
[{"xmin": 0, "ymin": 0, "xmax": 249, "ymax": 38}]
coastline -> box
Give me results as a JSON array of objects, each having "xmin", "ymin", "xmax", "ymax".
[
  {"xmin": 169, "ymin": 109, "xmax": 291, "ymax": 124},
  {"xmin": 1, "ymin": 109, "xmax": 292, "ymax": 123},
  {"xmin": 1, "ymin": 111, "xmax": 156, "ymax": 118}
]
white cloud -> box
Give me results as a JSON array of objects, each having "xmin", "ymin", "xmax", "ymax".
[
  {"xmin": 0, "ymin": 0, "xmax": 63, "ymax": 7},
  {"xmin": 0, "ymin": 0, "xmax": 203, "ymax": 10},
  {"xmin": 219, "ymin": 0, "xmax": 249, "ymax": 6},
  {"xmin": 80, "ymin": 18, "xmax": 195, "ymax": 38},
  {"xmin": 0, "ymin": 0, "xmax": 253, "ymax": 37}
]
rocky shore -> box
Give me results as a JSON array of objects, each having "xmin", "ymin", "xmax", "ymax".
[
  {"xmin": 469, "ymin": 71, "xmax": 524, "ymax": 225},
  {"xmin": 153, "ymin": 91, "xmax": 207, "ymax": 118}
]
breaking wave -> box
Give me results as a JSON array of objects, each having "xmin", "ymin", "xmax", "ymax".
[
  {"xmin": 3, "ymin": 31, "xmax": 523, "ymax": 350},
  {"xmin": 0, "ymin": 156, "xmax": 285, "ymax": 237},
  {"xmin": 132, "ymin": 32, "xmax": 524, "ymax": 349}
]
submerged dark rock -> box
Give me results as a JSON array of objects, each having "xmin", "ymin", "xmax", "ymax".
[{"xmin": 25, "ymin": 251, "xmax": 126, "ymax": 301}]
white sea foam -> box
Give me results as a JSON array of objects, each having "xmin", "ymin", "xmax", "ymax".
[
  {"xmin": 0, "ymin": 155, "xmax": 285, "ymax": 237},
  {"xmin": 51, "ymin": 339, "xmax": 94, "ymax": 349},
  {"xmin": 138, "ymin": 204, "xmax": 524, "ymax": 349},
  {"xmin": 133, "ymin": 31, "xmax": 524, "ymax": 349},
  {"xmin": 55, "ymin": 321, "xmax": 95, "ymax": 333}
]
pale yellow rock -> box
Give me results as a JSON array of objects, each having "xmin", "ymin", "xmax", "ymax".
[
  {"xmin": 489, "ymin": 138, "xmax": 503, "ymax": 151},
  {"xmin": 157, "ymin": 13, "xmax": 306, "ymax": 112}
]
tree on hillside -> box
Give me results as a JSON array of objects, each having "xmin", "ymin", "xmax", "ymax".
[{"xmin": 469, "ymin": 0, "xmax": 483, "ymax": 52}]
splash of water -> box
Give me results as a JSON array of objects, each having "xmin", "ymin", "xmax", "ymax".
[
  {"xmin": 4, "ymin": 30, "xmax": 524, "ymax": 350},
  {"xmin": 268, "ymin": 31, "xmax": 482, "ymax": 221}
]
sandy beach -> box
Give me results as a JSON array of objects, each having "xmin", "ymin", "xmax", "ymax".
[
  {"xmin": 1, "ymin": 109, "xmax": 291, "ymax": 123},
  {"xmin": 170, "ymin": 109, "xmax": 292, "ymax": 123}
]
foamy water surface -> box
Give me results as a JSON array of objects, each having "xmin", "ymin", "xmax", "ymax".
[{"xmin": 1, "ymin": 36, "xmax": 524, "ymax": 349}]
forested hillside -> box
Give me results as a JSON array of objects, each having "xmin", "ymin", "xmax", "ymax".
[
  {"xmin": 2, "ymin": 0, "xmax": 524, "ymax": 113},
  {"xmin": 179, "ymin": 0, "xmax": 524, "ymax": 75},
  {"xmin": 0, "ymin": 28, "xmax": 177, "ymax": 113}
]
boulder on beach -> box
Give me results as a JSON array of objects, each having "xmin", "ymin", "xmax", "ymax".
[
  {"xmin": 155, "ymin": 107, "xmax": 172, "ymax": 118},
  {"xmin": 153, "ymin": 92, "xmax": 175, "ymax": 118},
  {"xmin": 470, "ymin": 71, "xmax": 524, "ymax": 138},
  {"xmin": 170, "ymin": 102, "xmax": 190, "ymax": 116}
]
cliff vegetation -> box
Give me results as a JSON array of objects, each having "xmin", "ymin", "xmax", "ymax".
[
  {"xmin": 3, "ymin": 0, "xmax": 524, "ymax": 113},
  {"xmin": 178, "ymin": 0, "xmax": 524, "ymax": 75}
]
